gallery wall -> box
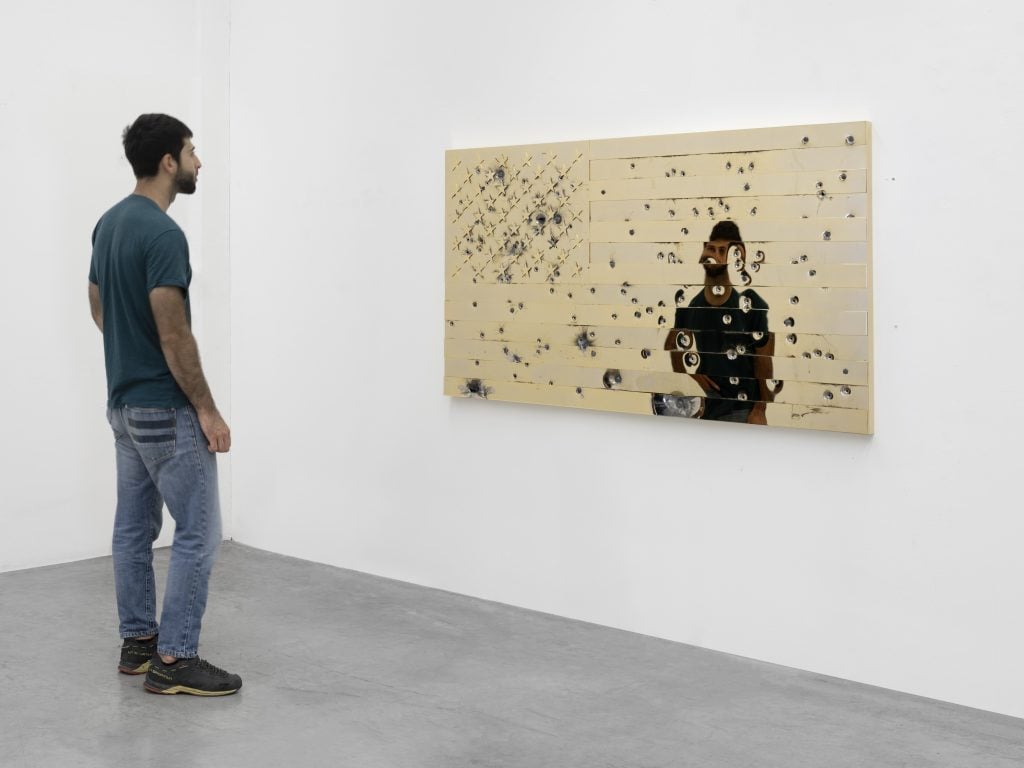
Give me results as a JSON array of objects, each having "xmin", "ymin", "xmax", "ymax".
[
  {"xmin": 228, "ymin": 0, "xmax": 1024, "ymax": 718},
  {"xmin": 0, "ymin": 0, "xmax": 232, "ymax": 571}
]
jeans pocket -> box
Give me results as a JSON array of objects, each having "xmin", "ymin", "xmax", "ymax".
[{"xmin": 124, "ymin": 407, "xmax": 177, "ymax": 464}]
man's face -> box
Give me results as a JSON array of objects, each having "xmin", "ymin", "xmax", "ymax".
[
  {"xmin": 173, "ymin": 138, "xmax": 201, "ymax": 195},
  {"xmin": 701, "ymin": 239, "xmax": 733, "ymax": 279}
]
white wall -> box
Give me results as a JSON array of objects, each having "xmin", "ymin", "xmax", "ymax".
[
  {"xmin": 228, "ymin": 0, "xmax": 1024, "ymax": 719},
  {"xmin": 0, "ymin": 0, "xmax": 232, "ymax": 571}
]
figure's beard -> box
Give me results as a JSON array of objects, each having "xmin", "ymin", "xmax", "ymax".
[
  {"xmin": 702, "ymin": 263, "xmax": 728, "ymax": 279},
  {"xmin": 174, "ymin": 167, "xmax": 197, "ymax": 195}
]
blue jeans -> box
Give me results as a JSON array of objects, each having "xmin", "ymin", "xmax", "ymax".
[{"xmin": 107, "ymin": 404, "xmax": 222, "ymax": 659}]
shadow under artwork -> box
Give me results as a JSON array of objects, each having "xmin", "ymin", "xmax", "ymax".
[{"xmin": 444, "ymin": 122, "xmax": 873, "ymax": 434}]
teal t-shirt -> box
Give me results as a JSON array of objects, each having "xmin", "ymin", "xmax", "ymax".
[{"xmin": 89, "ymin": 194, "xmax": 192, "ymax": 408}]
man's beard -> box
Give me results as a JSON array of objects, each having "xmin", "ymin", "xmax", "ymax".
[{"xmin": 174, "ymin": 168, "xmax": 197, "ymax": 195}]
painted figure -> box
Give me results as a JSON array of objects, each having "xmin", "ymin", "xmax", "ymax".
[{"xmin": 652, "ymin": 221, "xmax": 779, "ymax": 424}]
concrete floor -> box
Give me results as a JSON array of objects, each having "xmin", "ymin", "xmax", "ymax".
[{"xmin": 0, "ymin": 543, "xmax": 1021, "ymax": 768}]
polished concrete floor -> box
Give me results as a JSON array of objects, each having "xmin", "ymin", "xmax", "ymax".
[{"xmin": 1, "ymin": 543, "xmax": 1021, "ymax": 768}]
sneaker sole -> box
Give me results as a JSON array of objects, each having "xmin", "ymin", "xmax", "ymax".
[
  {"xmin": 144, "ymin": 681, "xmax": 241, "ymax": 697},
  {"xmin": 118, "ymin": 661, "xmax": 152, "ymax": 675}
]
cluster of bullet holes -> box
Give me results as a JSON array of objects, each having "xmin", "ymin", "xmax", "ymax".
[{"xmin": 603, "ymin": 369, "xmax": 622, "ymax": 389}]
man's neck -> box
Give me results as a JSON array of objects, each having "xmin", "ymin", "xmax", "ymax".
[
  {"xmin": 132, "ymin": 179, "xmax": 176, "ymax": 212},
  {"xmin": 703, "ymin": 281, "xmax": 733, "ymax": 305}
]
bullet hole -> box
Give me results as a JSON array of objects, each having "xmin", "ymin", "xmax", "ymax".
[
  {"xmin": 727, "ymin": 348, "xmax": 738, "ymax": 360},
  {"xmin": 743, "ymin": 183, "xmax": 750, "ymax": 191},
  {"xmin": 568, "ymin": 292, "xmax": 573, "ymax": 299},
  {"xmin": 644, "ymin": 203, "xmax": 650, "ymax": 210},
  {"xmin": 549, "ymin": 380, "xmax": 554, "ymax": 385},
  {"xmin": 629, "ymin": 229, "xmax": 635, "ymax": 235},
  {"xmin": 784, "ymin": 317, "xmax": 795, "ymax": 327},
  {"xmin": 840, "ymin": 386, "xmax": 851, "ymax": 396},
  {"xmin": 684, "ymin": 352, "xmax": 699, "ymax": 367},
  {"xmin": 823, "ymin": 390, "xmax": 834, "ymax": 401},
  {"xmin": 513, "ymin": 373, "xmax": 518, "ymax": 379},
  {"xmin": 498, "ymin": 326, "xmax": 505, "ymax": 333},
  {"xmin": 603, "ymin": 369, "xmax": 623, "ymax": 388},
  {"xmin": 786, "ymin": 334, "xmax": 797, "ymax": 344},
  {"xmin": 601, "ymin": 189, "xmax": 606, "ymax": 195},
  {"xmin": 817, "ymin": 189, "xmax": 827, "ymax": 199},
  {"xmin": 590, "ymin": 287, "xmax": 596, "ymax": 294},
  {"xmin": 822, "ymin": 231, "xmax": 832, "ymax": 241},
  {"xmin": 724, "ymin": 203, "xmax": 730, "ymax": 212},
  {"xmin": 722, "ymin": 314, "xmax": 733, "ymax": 326},
  {"xmin": 843, "ymin": 368, "xmax": 850, "ymax": 375},
  {"xmin": 750, "ymin": 206, "xmax": 758, "ymax": 216},
  {"xmin": 549, "ymin": 287, "xmax": 555, "ymax": 294},
  {"xmin": 518, "ymin": 302, "xmax": 524, "ymax": 309},
  {"xmin": 552, "ymin": 212, "xmax": 562, "ymax": 225},
  {"xmin": 634, "ymin": 311, "xmax": 642, "ymax": 318},
  {"xmin": 826, "ymin": 353, "xmax": 835, "ymax": 360},
  {"xmin": 536, "ymin": 213, "xmax": 547, "ymax": 226},
  {"xmin": 668, "ymin": 209, "xmax": 676, "ymax": 217},
  {"xmin": 657, "ymin": 315, "xmax": 666, "ymax": 325},
  {"xmin": 665, "ymin": 172, "xmax": 670, "ymax": 177},
  {"xmin": 656, "ymin": 252, "xmax": 664, "ymax": 261},
  {"xmin": 575, "ymin": 331, "xmax": 591, "ymax": 351},
  {"xmin": 676, "ymin": 331, "xmax": 692, "ymax": 349},
  {"xmin": 816, "ymin": 181, "xmax": 824, "ymax": 189},
  {"xmin": 845, "ymin": 135, "xmax": 855, "ymax": 145},
  {"xmin": 645, "ymin": 307, "xmax": 653, "ymax": 314},
  {"xmin": 748, "ymin": 162, "xmax": 755, "ymax": 170},
  {"xmin": 630, "ymin": 162, "xmax": 635, "ymax": 169},
  {"xmin": 839, "ymin": 172, "xmax": 848, "ymax": 181},
  {"xmin": 472, "ymin": 301, "xmax": 478, "ymax": 307},
  {"xmin": 750, "ymin": 263, "xmax": 760, "ymax": 272},
  {"xmin": 510, "ymin": 308, "xmax": 515, "ymax": 314},
  {"xmin": 667, "ymin": 251, "xmax": 676, "ymax": 261},
  {"xmin": 575, "ymin": 387, "xmax": 583, "ymax": 396},
  {"xmin": 738, "ymin": 167, "xmax": 744, "ymax": 175},
  {"xmin": 803, "ymin": 351, "xmax": 812, "ymax": 359},
  {"xmin": 448, "ymin": 320, "xmax": 455, "ymax": 327},
  {"xmin": 641, "ymin": 349, "xmax": 651, "ymax": 359},
  {"xmin": 496, "ymin": 168, "xmax": 505, "ymax": 180},
  {"xmin": 790, "ymin": 296, "xmax": 800, "ymax": 305},
  {"xmin": 802, "ymin": 136, "xmax": 810, "ymax": 144},
  {"xmin": 630, "ymin": 297, "xmax": 638, "ymax": 305},
  {"xmin": 612, "ymin": 313, "xmax": 618, "ymax": 320},
  {"xmin": 461, "ymin": 378, "xmax": 489, "ymax": 398},
  {"xmin": 479, "ymin": 332, "xmax": 485, "ymax": 338},
  {"xmin": 671, "ymin": 168, "xmax": 677, "ymax": 174},
  {"xmin": 725, "ymin": 161, "xmax": 732, "ymax": 170},
  {"xmin": 571, "ymin": 314, "xmax": 576, "ymax": 321},
  {"xmin": 609, "ymin": 260, "xmax": 616, "ymax": 268},
  {"xmin": 615, "ymin": 337, "xmax": 622, "ymax": 345},
  {"xmin": 692, "ymin": 207, "xmax": 700, "ymax": 216},
  {"xmin": 707, "ymin": 206, "xmax": 715, "ymax": 217},
  {"xmin": 681, "ymin": 227, "xmax": 689, "ymax": 235},
  {"xmin": 755, "ymin": 250, "xmax": 765, "ymax": 261}
]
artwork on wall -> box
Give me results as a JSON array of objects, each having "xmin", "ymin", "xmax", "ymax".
[{"xmin": 444, "ymin": 122, "xmax": 872, "ymax": 434}]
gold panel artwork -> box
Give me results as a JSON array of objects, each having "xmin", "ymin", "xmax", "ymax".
[{"xmin": 444, "ymin": 122, "xmax": 873, "ymax": 434}]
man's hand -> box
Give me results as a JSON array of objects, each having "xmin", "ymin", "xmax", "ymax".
[{"xmin": 197, "ymin": 408, "xmax": 231, "ymax": 453}]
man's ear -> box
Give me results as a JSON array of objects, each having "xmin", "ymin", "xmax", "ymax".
[{"xmin": 160, "ymin": 152, "xmax": 177, "ymax": 174}]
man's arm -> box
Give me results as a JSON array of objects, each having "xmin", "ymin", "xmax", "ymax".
[
  {"xmin": 88, "ymin": 282, "xmax": 103, "ymax": 332},
  {"xmin": 149, "ymin": 286, "xmax": 231, "ymax": 453}
]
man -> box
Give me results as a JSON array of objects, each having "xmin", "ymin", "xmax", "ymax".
[
  {"xmin": 653, "ymin": 220, "xmax": 779, "ymax": 424},
  {"xmin": 88, "ymin": 114, "xmax": 241, "ymax": 696}
]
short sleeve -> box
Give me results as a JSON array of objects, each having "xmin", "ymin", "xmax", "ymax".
[{"xmin": 145, "ymin": 229, "xmax": 190, "ymax": 293}]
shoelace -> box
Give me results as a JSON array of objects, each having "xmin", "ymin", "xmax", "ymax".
[{"xmin": 195, "ymin": 658, "xmax": 231, "ymax": 678}]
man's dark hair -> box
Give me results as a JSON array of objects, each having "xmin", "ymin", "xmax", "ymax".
[
  {"xmin": 709, "ymin": 221, "xmax": 742, "ymax": 242},
  {"xmin": 122, "ymin": 114, "xmax": 192, "ymax": 179}
]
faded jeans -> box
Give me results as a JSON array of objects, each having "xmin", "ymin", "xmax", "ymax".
[{"xmin": 107, "ymin": 404, "xmax": 222, "ymax": 659}]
